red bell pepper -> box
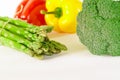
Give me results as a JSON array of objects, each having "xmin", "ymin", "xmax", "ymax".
[{"xmin": 14, "ymin": 0, "xmax": 46, "ymax": 26}]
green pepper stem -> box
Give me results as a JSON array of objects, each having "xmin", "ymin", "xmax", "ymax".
[
  {"xmin": 40, "ymin": 7, "xmax": 62, "ymax": 18},
  {"xmin": 41, "ymin": 10, "xmax": 55, "ymax": 14}
]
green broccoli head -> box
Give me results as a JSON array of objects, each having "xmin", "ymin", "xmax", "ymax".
[{"xmin": 77, "ymin": 0, "xmax": 120, "ymax": 56}]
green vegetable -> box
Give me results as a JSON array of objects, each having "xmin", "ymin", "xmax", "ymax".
[
  {"xmin": 0, "ymin": 36, "xmax": 43, "ymax": 59},
  {"xmin": 0, "ymin": 16, "xmax": 67, "ymax": 59},
  {"xmin": 0, "ymin": 16, "xmax": 53, "ymax": 33},
  {"xmin": 0, "ymin": 20, "xmax": 44, "ymax": 42},
  {"xmin": 77, "ymin": 0, "xmax": 120, "ymax": 56}
]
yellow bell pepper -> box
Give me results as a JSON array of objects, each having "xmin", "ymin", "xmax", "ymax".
[{"xmin": 41, "ymin": 0, "xmax": 82, "ymax": 33}]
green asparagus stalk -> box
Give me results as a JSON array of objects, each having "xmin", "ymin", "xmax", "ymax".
[
  {"xmin": 0, "ymin": 36, "xmax": 44, "ymax": 59},
  {"xmin": 43, "ymin": 41, "xmax": 60, "ymax": 55},
  {"xmin": 0, "ymin": 16, "xmax": 53, "ymax": 33},
  {"xmin": 0, "ymin": 28, "xmax": 67, "ymax": 56},
  {"xmin": 0, "ymin": 16, "xmax": 67, "ymax": 59},
  {"xmin": 0, "ymin": 28, "xmax": 42, "ymax": 53},
  {"xmin": 50, "ymin": 40, "xmax": 67, "ymax": 51},
  {"xmin": 0, "ymin": 20, "xmax": 46, "ymax": 42},
  {"xmin": 40, "ymin": 40, "xmax": 67, "ymax": 56}
]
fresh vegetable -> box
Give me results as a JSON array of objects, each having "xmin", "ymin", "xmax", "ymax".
[
  {"xmin": 14, "ymin": 0, "xmax": 46, "ymax": 26},
  {"xmin": 41, "ymin": 0, "xmax": 82, "ymax": 33},
  {"xmin": 0, "ymin": 16, "xmax": 67, "ymax": 59},
  {"xmin": 77, "ymin": 0, "xmax": 120, "ymax": 56}
]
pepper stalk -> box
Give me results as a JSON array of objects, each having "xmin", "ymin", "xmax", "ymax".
[{"xmin": 41, "ymin": 7, "xmax": 62, "ymax": 18}]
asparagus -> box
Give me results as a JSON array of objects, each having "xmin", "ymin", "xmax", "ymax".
[
  {"xmin": 0, "ymin": 16, "xmax": 67, "ymax": 59},
  {"xmin": 0, "ymin": 27, "xmax": 67, "ymax": 56},
  {"xmin": 50, "ymin": 40, "xmax": 68, "ymax": 51},
  {"xmin": 0, "ymin": 28, "xmax": 39, "ymax": 48},
  {"xmin": 0, "ymin": 28, "xmax": 46, "ymax": 55},
  {"xmin": 0, "ymin": 36, "xmax": 44, "ymax": 59},
  {"xmin": 0, "ymin": 16, "xmax": 53, "ymax": 33},
  {"xmin": 0, "ymin": 20, "xmax": 46, "ymax": 42}
]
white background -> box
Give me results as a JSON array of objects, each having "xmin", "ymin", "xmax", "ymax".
[{"xmin": 0, "ymin": 0, "xmax": 120, "ymax": 80}]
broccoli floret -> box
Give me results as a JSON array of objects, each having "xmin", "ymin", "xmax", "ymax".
[{"xmin": 77, "ymin": 0, "xmax": 120, "ymax": 56}]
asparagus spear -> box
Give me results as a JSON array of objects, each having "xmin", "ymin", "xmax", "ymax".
[
  {"xmin": 50, "ymin": 40, "xmax": 67, "ymax": 51},
  {"xmin": 0, "ymin": 20, "xmax": 46, "ymax": 42},
  {"xmin": 0, "ymin": 36, "xmax": 44, "ymax": 59},
  {"xmin": 0, "ymin": 16, "xmax": 67, "ymax": 59},
  {"xmin": 0, "ymin": 28, "xmax": 67, "ymax": 56},
  {"xmin": 40, "ymin": 40, "xmax": 67, "ymax": 56},
  {"xmin": 0, "ymin": 28, "xmax": 42, "ymax": 53},
  {"xmin": 0, "ymin": 16, "xmax": 53, "ymax": 33}
]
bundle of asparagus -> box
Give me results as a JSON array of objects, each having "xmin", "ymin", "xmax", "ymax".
[{"xmin": 0, "ymin": 16, "xmax": 67, "ymax": 59}]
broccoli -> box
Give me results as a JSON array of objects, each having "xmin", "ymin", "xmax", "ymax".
[{"xmin": 77, "ymin": 0, "xmax": 120, "ymax": 56}]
